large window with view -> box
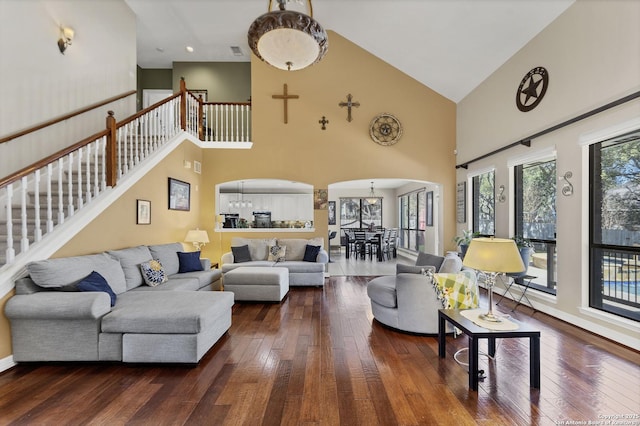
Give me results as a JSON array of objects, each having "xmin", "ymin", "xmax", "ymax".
[
  {"xmin": 471, "ymin": 170, "xmax": 495, "ymax": 236},
  {"xmin": 514, "ymin": 158, "xmax": 557, "ymax": 294},
  {"xmin": 590, "ymin": 131, "xmax": 640, "ymax": 322},
  {"xmin": 339, "ymin": 198, "xmax": 382, "ymax": 229},
  {"xmin": 398, "ymin": 190, "xmax": 426, "ymax": 252}
]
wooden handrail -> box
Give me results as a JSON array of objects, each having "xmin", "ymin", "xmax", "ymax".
[
  {"xmin": 0, "ymin": 129, "xmax": 110, "ymax": 189},
  {"xmin": 0, "ymin": 90, "xmax": 136, "ymax": 145}
]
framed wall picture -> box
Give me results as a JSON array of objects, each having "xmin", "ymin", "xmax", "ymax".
[
  {"xmin": 426, "ymin": 191, "xmax": 433, "ymax": 227},
  {"xmin": 314, "ymin": 189, "xmax": 328, "ymax": 210},
  {"xmin": 456, "ymin": 182, "xmax": 467, "ymax": 223},
  {"xmin": 168, "ymin": 178, "xmax": 190, "ymax": 211},
  {"xmin": 328, "ymin": 201, "xmax": 336, "ymax": 225},
  {"xmin": 136, "ymin": 199, "xmax": 151, "ymax": 225}
]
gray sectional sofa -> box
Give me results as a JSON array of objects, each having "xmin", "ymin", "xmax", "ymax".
[
  {"xmin": 221, "ymin": 237, "xmax": 328, "ymax": 287},
  {"xmin": 5, "ymin": 242, "xmax": 233, "ymax": 364}
]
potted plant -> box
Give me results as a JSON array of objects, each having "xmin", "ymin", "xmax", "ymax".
[
  {"xmin": 511, "ymin": 235, "xmax": 534, "ymax": 278},
  {"xmin": 453, "ymin": 230, "xmax": 478, "ymax": 258}
]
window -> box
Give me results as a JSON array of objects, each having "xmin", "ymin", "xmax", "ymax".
[
  {"xmin": 339, "ymin": 197, "xmax": 382, "ymax": 229},
  {"xmin": 514, "ymin": 158, "xmax": 557, "ymax": 294},
  {"xmin": 471, "ymin": 170, "xmax": 495, "ymax": 235},
  {"xmin": 590, "ymin": 131, "xmax": 640, "ymax": 321},
  {"xmin": 398, "ymin": 190, "xmax": 426, "ymax": 252}
]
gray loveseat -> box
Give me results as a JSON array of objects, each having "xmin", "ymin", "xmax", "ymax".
[
  {"xmin": 221, "ymin": 237, "xmax": 328, "ymax": 286},
  {"xmin": 5, "ymin": 242, "xmax": 233, "ymax": 364}
]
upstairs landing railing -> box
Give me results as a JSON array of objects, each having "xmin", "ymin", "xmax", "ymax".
[{"xmin": 0, "ymin": 78, "xmax": 252, "ymax": 269}]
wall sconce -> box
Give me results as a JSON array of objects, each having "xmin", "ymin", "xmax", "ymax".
[
  {"xmin": 58, "ymin": 26, "xmax": 74, "ymax": 54},
  {"xmin": 560, "ymin": 171, "xmax": 574, "ymax": 196},
  {"xmin": 497, "ymin": 185, "xmax": 506, "ymax": 203}
]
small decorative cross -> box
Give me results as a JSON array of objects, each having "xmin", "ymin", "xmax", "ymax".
[
  {"xmin": 339, "ymin": 94, "xmax": 360, "ymax": 122},
  {"xmin": 319, "ymin": 116, "xmax": 329, "ymax": 130},
  {"xmin": 272, "ymin": 84, "xmax": 299, "ymax": 124}
]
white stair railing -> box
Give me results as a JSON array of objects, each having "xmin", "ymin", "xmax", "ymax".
[{"xmin": 0, "ymin": 81, "xmax": 251, "ymax": 270}]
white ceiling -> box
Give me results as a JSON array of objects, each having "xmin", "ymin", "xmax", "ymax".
[{"xmin": 126, "ymin": 0, "xmax": 574, "ymax": 102}]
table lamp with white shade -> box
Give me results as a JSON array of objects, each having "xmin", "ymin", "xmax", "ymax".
[
  {"xmin": 184, "ymin": 229, "xmax": 210, "ymax": 251},
  {"xmin": 462, "ymin": 237, "xmax": 525, "ymax": 322}
]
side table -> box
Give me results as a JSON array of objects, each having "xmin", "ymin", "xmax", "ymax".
[
  {"xmin": 497, "ymin": 274, "xmax": 537, "ymax": 312},
  {"xmin": 438, "ymin": 309, "xmax": 540, "ymax": 391}
]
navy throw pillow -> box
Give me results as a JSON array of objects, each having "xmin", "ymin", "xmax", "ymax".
[
  {"xmin": 303, "ymin": 245, "xmax": 321, "ymax": 262},
  {"xmin": 177, "ymin": 251, "xmax": 204, "ymax": 273},
  {"xmin": 231, "ymin": 245, "xmax": 252, "ymax": 263},
  {"xmin": 77, "ymin": 271, "xmax": 117, "ymax": 307}
]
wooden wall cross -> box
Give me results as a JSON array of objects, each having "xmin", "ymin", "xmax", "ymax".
[
  {"xmin": 339, "ymin": 94, "xmax": 360, "ymax": 122},
  {"xmin": 272, "ymin": 84, "xmax": 299, "ymax": 124}
]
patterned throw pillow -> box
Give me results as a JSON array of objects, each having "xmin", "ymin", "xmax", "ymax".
[
  {"xmin": 139, "ymin": 260, "xmax": 168, "ymax": 287},
  {"xmin": 268, "ymin": 245, "xmax": 286, "ymax": 262}
]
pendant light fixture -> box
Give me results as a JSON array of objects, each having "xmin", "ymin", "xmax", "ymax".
[
  {"xmin": 247, "ymin": 0, "xmax": 328, "ymax": 71},
  {"xmin": 365, "ymin": 181, "xmax": 378, "ymax": 204}
]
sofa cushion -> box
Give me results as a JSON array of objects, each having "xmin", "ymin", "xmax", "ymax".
[
  {"xmin": 148, "ymin": 242, "xmax": 183, "ymax": 275},
  {"xmin": 77, "ymin": 271, "xmax": 117, "ymax": 306},
  {"xmin": 303, "ymin": 245, "xmax": 321, "ymax": 262},
  {"xmin": 278, "ymin": 238, "xmax": 323, "ymax": 261},
  {"xmin": 278, "ymin": 261, "xmax": 325, "ymax": 273},
  {"xmin": 107, "ymin": 246, "xmax": 153, "ymax": 290},
  {"xmin": 438, "ymin": 255, "xmax": 463, "ymax": 274},
  {"xmin": 140, "ymin": 260, "xmax": 168, "ymax": 287},
  {"xmin": 26, "ymin": 253, "xmax": 127, "ymax": 295},
  {"xmin": 231, "ymin": 245, "xmax": 252, "ymax": 263},
  {"xmin": 130, "ymin": 276, "xmax": 202, "ymax": 292},
  {"xmin": 415, "ymin": 252, "xmax": 445, "ymax": 270},
  {"xmin": 268, "ymin": 245, "xmax": 287, "ymax": 262},
  {"xmin": 231, "ymin": 237, "xmax": 275, "ymax": 261},
  {"xmin": 366, "ymin": 276, "xmax": 398, "ymax": 308},
  {"xmin": 396, "ymin": 264, "xmax": 436, "ymax": 275},
  {"xmin": 102, "ymin": 291, "xmax": 234, "ymax": 334},
  {"xmin": 178, "ymin": 251, "xmax": 204, "ymax": 273}
]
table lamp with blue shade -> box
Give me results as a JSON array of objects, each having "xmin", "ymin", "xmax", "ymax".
[{"xmin": 462, "ymin": 237, "xmax": 525, "ymax": 322}]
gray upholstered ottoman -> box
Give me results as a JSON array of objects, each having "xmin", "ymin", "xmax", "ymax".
[{"xmin": 223, "ymin": 266, "xmax": 289, "ymax": 302}]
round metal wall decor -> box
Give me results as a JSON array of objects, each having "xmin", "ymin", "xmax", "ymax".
[
  {"xmin": 516, "ymin": 66, "xmax": 549, "ymax": 112},
  {"xmin": 369, "ymin": 113, "xmax": 403, "ymax": 146}
]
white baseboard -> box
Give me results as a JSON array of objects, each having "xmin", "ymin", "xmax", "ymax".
[{"xmin": 0, "ymin": 355, "xmax": 15, "ymax": 373}]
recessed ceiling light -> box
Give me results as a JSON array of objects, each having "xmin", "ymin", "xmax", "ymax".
[
  {"xmin": 230, "ymin": 46, "xmax": 243, "ymax": 56},
  {"xmin": 185, "ymin": 46, "xmax": 194, "ymax": 53}
]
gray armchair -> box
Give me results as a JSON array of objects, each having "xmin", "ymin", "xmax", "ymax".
[{"xmin": 366, "ymin": 252, "xmax": 478, "ymax": 334}]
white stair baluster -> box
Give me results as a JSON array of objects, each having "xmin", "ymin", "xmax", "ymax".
[
  {"xmin": 20, "ymin": 177, "xmax": 29, "ymax": 253},
  {"xmin": 33, "ymin": 169, "xmax": 42, "ymax": 242},
  {"xmin": 46, "ymin": 163, "xmax": 54, "ymax": 232},
  {"xmin": 93, "ymin": 139, "xmax": 99, "ymax": 197},
  {"xmin": 100, "ymin": 135, "xmax": 107, "ymax": 192},
  {"xmin": 58, "ymin": 158, "xmax": 65, "ymax": 224},
  {"xmin": 77, "ymin": 147, "xmax": 84, "ymax": 209},
  {"xmin": 85, "ymin": 143, "xmax": 92, "ymax": 203},
  {"xmin": 67, "ymin": 152, "xmax": 75, "ymax": 216},
  {"xmin": 5, "ymin": 183, "xmax": 15, "ymax": 264}
]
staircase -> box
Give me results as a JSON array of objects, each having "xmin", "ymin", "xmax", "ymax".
[{"xmin": 0, "ymin": 81, "xmax": 252, "ymax": 296}]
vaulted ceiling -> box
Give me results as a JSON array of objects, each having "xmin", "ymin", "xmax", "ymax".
[{"xmin": 125, "ymin": 0, "xmax": 574, "ymax": 103}]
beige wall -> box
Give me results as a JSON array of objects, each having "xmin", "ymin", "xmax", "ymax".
[
  {"xmin": 456, "ymin": 0, "xmax": 640, "ymax": 348},
  {"xmin": 0, "ymin": 0, "xmax": 136, "ymax": 177},
  {"xmin": 198, "ymin": 31, "xmax": 456, "ymax": 262}
]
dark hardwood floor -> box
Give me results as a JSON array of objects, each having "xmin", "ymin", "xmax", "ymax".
[{"xmin": 0, "ymin": 276, "xmax": 638, "ymax": 425}]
